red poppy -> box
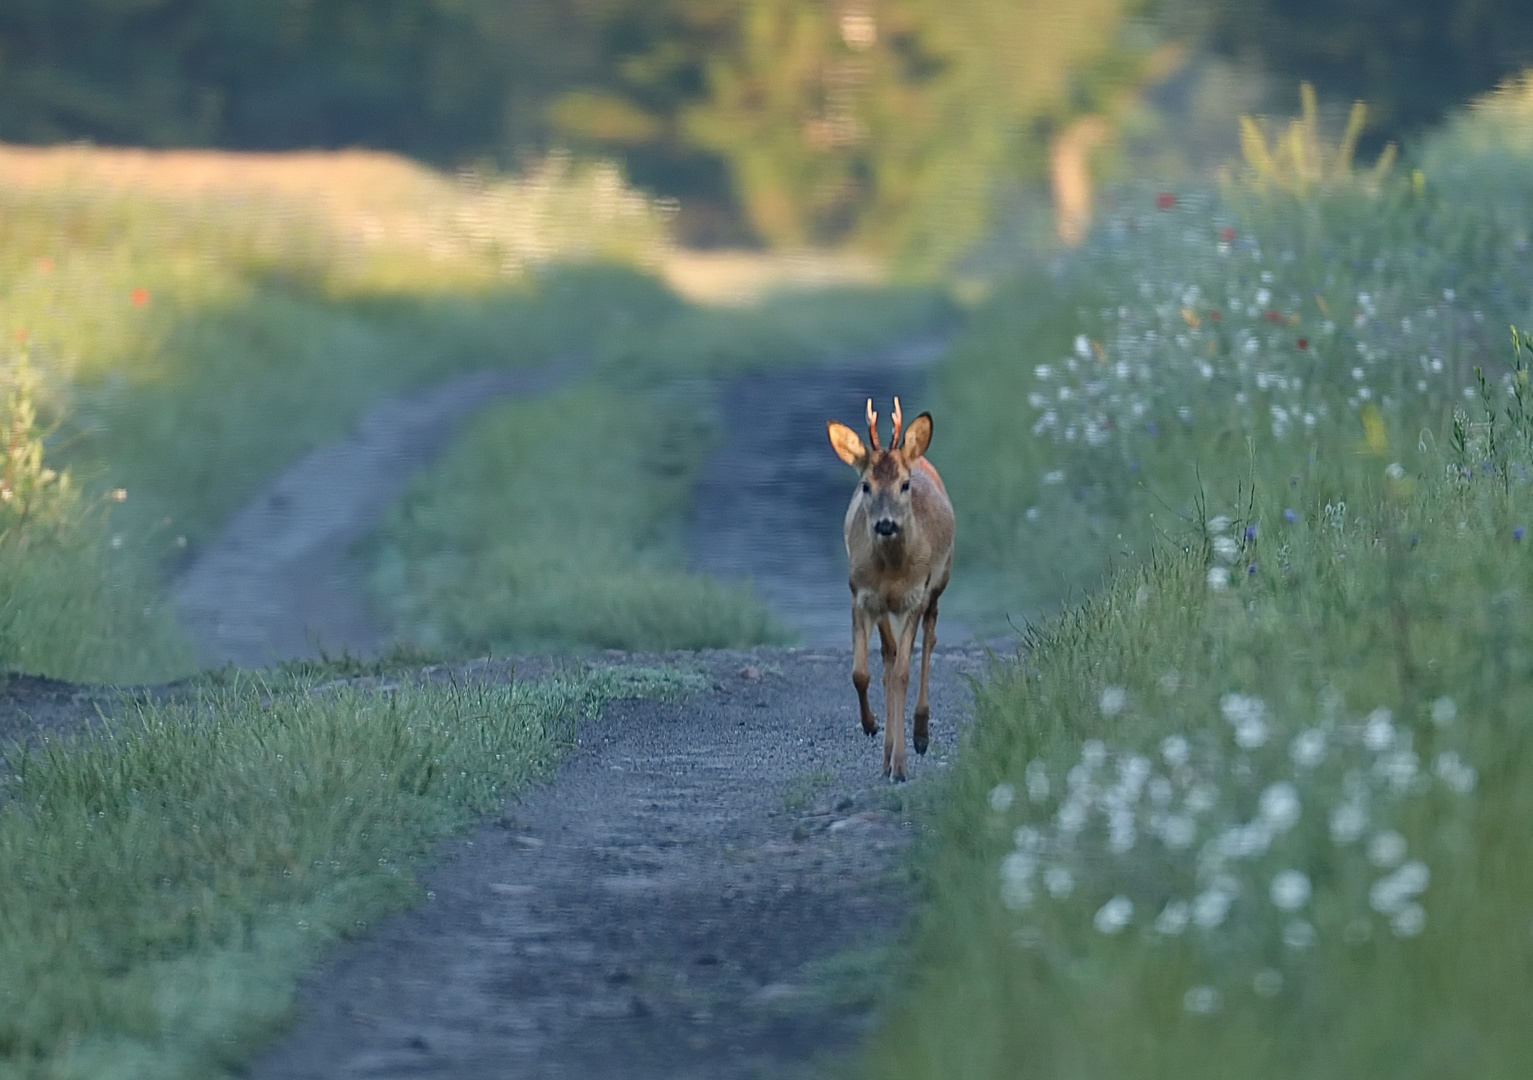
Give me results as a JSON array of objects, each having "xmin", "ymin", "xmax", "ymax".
[
  {"xmin": 130, "ymin": 288, "xmax": 150, "ymax": 307},
  {"xmin": 1296, "ymin": 337, "xmax": 1309, "ymax": 350},
  {"xmin": 13, "ymin": 328, "xmax": 27, "ymax": 343},
  {"xmin": 37, "ymin": 257, "xmax": 53, "ymax": 274},
  {"xmin": 1220, "ymin": 227, "xmax": 1236, "ymax": 243},
  {"xmin": 1155, "ymin": 191, "xmax": 1176, "ymax": 211},
  {"xmin": 1264, "ymin": 309, "xmax": 1282, "ymax": 323},
  {"xmin": 1209, "ymin": 309, "xmax": 1222, "ymax": 323}
]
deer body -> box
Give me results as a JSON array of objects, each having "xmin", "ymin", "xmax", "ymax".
[{"xmin": 827, "ymin": 400, "xmax": 955, "ymax": 780}]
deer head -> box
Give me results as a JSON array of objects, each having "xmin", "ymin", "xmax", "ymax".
[{"xmin": 826, "ymin": 397, "xmax": 934, "ymax": 544}]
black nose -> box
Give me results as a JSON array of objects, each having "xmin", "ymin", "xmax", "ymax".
[{"xmin": 874, "ymin": 518, "xmax": 900, "ymax": 537}]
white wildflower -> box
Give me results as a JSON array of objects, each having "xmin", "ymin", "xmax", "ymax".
[
  {"xmin": 1192, "ymin": 886, "xmax": 1235, "ymax": 928},
  {"xmin": 999, "ymin": 852, "xmax": 1035, "ymax": 910},
  {"xmin": 1259, "ymin": 782, "xmax": 1302, "ymax": 832},
  {"xmin": 1081, "ymin": 740, "xmax": 1108, "ymax": 769},
  {"xmin": 1391, "ymin": 903, "xmax": 1426, "ymax": 937},
  {"xmin": 1025, "ymin": 760, "xmax": 1050, "ymax": 802},
  {"xmin": 1074, "ymin": 334, "xmax": 1092, "ymax": 360},
  {"xmin": 1161, "ymin": 733, "xmax": 1189, "ymax": 765},
  {"xmin": 1013, "ymin": 825, "xmax": 1041, "ymax": 852},
  {"xmin": 1056, "ymin": 797, "xmax": 1088, "ymax": 837},
  {"xmin": 1363, "ymin": 707, "xmax": 1395, "ymax": 751},
  {"xmin": 1367, "ymin": 830, "xmax": 1408, "ymax": 868},
  {"xmin": 1430, "ymin": 697, "xmax": 1457, "ymax": 726},
  {"xmin": 1213, "ymin": 535, "xmax": 1240, "ymax": 561},
  {"xmin": 1270, "ymin": 870, "xmax": 1313, "ymax": 911},
  {"xmin": 1099, "ymin": 686, "xmax": 1127, "ymax": 717},
  {"xmin": 1283, "ymin": 919, "xmax": 1317, "ymax": 949},
  {"xmin": 1094, "ymin": 895, "xmax": 1135, "ymax": 934},
  {"xmin": 1183, "ymin": 985, "xmax": 1222, "ymax": 1014},
  {"xmin": 1217, "ymin": 822, "xmax": 1273, "ymax": 859},
  {"xmin": 1290, "ymin": 728, "xmax": 1327, "ymax": 768},
  {"xmin": 1185, "ymin": 783, "xmax": 1218, "ymax": 815},
  {"xmin": 1330, "ymin": 801, "xmax": 1368, "ymax": 844},
  {"xmin": 1155, "ymin": 900, "xmax": 1191, "ymax": 935},
  {"xmin": 1208, "ymin": 515, "xmax": 1232, "ymax": 535},
  {"xmin": 1370, "ymin": 860, "xmax": 1429, "ymax": 915},
  {"xmin": 989, "ymin": 783, "xmax": 1016, "ymax": 812},
  {"xmin": 1207, "ymin": 565, "xmax": 1230, "ymax": 590},
  {"xmin": 1375, "ymin": 749, "xmax": 1419, "ymax": 791},
  {"xmin": 1253, "ymin": 969, "xmax": 1284, "ymax": 997},
  {"xmin": 1432, "ymin": 751, "xmax": 1477, "ymax": 794},
  {"xmin": 1160, "ymin": 814, "xmax": 1196, "ymax": 850},
  {"xmin": 1044, "ymin": 866, "xmax": 1075, "ymax": 898}
]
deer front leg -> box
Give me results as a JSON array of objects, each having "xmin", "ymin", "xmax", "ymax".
[
  {"xmin": 851, "ymin": 605, "xmax": 878, "ymax": 736},
  {"xmin": 912, "ymin": 597, "xmax": 938, "ymax": 755},
  {"xmin": 884, "ymin": 612, "xmax": 921, "ymax": 781}
]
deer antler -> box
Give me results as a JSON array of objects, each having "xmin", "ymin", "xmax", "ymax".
[
  {"xmin": 865, "ymin": 398, "xmax": 882, "ymax": 451},
  {"xmin": 890, "ymin": 397, "xmax": 904, "ymax": 449}
]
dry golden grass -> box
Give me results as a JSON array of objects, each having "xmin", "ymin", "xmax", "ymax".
[
  {"xmin": 0, "ymin": 142, "xmax": 672, "ymax": 291},
  {"xmin": 0, "ymin": 142, "xmax": 890, "ymax": 304}
]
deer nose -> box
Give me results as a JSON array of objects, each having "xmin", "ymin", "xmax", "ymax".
[{"xmin": 873, "ymin": 517, "xmax": 900, "ymax": 537}]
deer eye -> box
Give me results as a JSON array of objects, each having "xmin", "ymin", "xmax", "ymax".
[
  {"xmin": 861, "ymin": 481, "xmax": 871, "ymax": 494},
  {"xmin": 901, "ymin": 480, "xmax": 910, "ymax": 492}
]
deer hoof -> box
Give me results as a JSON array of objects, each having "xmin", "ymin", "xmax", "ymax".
[
  {"xmin": 913, "ymin": 732, "xmax": 929, "ymax": 755},
  {"xmin": 862, "ymin": 721, "xmax": 880, "ymax": 737}
]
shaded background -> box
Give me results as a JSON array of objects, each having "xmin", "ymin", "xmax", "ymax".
[{"xmin": 5, "ymin": 1, "xmax": 1533, "ymax": 264}]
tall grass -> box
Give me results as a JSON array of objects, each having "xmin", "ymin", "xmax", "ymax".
[
  {"xmin": 0, "ymin": 665, "xmax": 698, "ymax": 1080},
  {"xmin": 935, "ymin": 128, "xmax": 1533, "ymax": 634},
  {"xmin": 856, "ymin": 77, "xmax": 1533, "ymax": 1080},
  {"xmin": 0, "ymin": 354, "xmax": 187, "ymax": 681}
]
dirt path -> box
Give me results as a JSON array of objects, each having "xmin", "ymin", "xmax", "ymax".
[
  {"xmin": 246, "ymin": 646, "xmax": 987, "ymax": 1080},
  {"xmin": 171, "ymin": 362, "xmax": 584, "ymax": 669},
  {"xmin": 688, "ymin": 337, "xmax": 964, "ymax": 647}
]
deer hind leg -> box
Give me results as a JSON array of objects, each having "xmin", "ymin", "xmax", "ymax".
[
  {"xmin": 912, "ymin": 597, "xmax": 939, "ymax": 756},
  {"xmin": 884, "ymin": 613, "xmax": 920, "ymax": 781},
  {"xmin": 851, "ymin": 605, "xmax": 878, "ymax": 736}
]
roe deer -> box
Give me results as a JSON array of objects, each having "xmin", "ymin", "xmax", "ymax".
[{"xmin": 826, "ymin": 398, "xmax": 955, "ymax": 780}]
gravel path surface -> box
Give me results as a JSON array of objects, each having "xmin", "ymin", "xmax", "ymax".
[
  {"xmin": 133, "ymin": 334, "xmax": 992, "ymax": 1076},
  {"xmin": 171, "ymin": 361, "xmax": 585, "ymax": 669},
  {"xmin": 246, "ymin": 646, "xmax": 989, "ymax": 1080},
  {"xmin": 688, "ymin": 338, "xmax": 960, "ymax": 647}
]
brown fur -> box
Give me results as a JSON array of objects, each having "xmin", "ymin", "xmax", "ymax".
[{"xmin": 825, "ymin": 400, "xmax": 955, "ymax": 780}]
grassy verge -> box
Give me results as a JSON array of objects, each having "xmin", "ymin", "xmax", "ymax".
[
  {"xmin": 367, "ymin": 380, "xmax": 791, "ymax": 652},
  {"xmin": 860, "ymin": 444, "xmax": 1533, "ymax": 1078},
  {"xmin": 0, "ymin": 663, "xmax": 697, "ymax": 1079},
  {"xmin": 850, "ymin": 77, "xmax": 1533, "ymax": 1080}
]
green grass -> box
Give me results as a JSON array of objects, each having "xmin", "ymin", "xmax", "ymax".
[
  {"xmin": 853, "ymin": 78, "xmax": 1533, "ymax": 1080},
  {"xmin": 366, "ymin": 380, "xmax": 793, "ymax": 653},
  {"xmin": 860, "ymin": 454, "xmax": 1533, "ymax": 1079},
  {"xmin": 783, "ymin": 769, "xmax": 836, "ymax": 811},
  {"xmin": 0, "ymin": 663, "xmax": 695, "ymax": 1079}
]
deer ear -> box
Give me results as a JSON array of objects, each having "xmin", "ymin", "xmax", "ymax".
[
  {"xmin": 901, "ymin": 412, "xmax": 933, "ymax": 460},
  {"xmin": 827, "ymin": 421, "xmax": 867, "ymax": 467}
]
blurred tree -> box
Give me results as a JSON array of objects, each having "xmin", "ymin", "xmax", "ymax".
[
  {"xmin": 1203, "ymin": 0, "xmax": 1533, "ymax": 145},
  {"xmin": 0, "ymin": 0, "xmax": 608, "ymax": 162},
  {"xmin": 675, "ymin": 0, "xmax": 1160, "ymax": 266},
  {"xmin": 0, "ymin": 0, "xmax": 1169, "ymax": 265}
]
